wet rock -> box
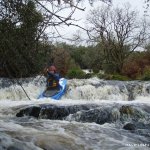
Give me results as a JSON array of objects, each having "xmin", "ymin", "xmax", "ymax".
[
  {"xmin": 16, "ymin": 104, "xmax": 150, "ymax": 126},
  {"xmin": 120, "ymin": 106, "xmax": 134, "ymax": 115},
  {"xmin": 39, "ymin": 105, "xmax": 70, "ymax": 119},
  {"xmin": 123, "ymin": 123, "xmax": 136, "ymax": 130},
  {"xmin": 16, "ymin": 104, "xmax": 97, "ymax": 120},
  {"xmin": 146, "ymin": 86, "xmax": 150, "ymax": 94},
  {"xmin": 135, "ymin": 122, "xmax": 150, "ymax": 130},
  {"xmin": 123, "ymin": 122, "xmax": 150, "ymax": 138},
  {"xmin": 17, "ymin": 104, "xmax": 120, "ymax": 124},
  {"xmin": 7, "ymin": 146, "xmax": 21, "ymax": 150},
  {"xmin": 66, "ymin": 107, "xmax": 114, "ymax": 124},
  {"xmin": 16, "ymin": 106, "xmax": 41, "ymax": 118},
  {"xmin": 119, "ymin": 105, "xmax": 146, "ymax": 122},
  {"xmin": 125, "ymin": 82, "xmax": 144, "ymax": 100}
]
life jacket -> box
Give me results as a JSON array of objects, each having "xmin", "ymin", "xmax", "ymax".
[{"xmin": 47, "ymin": 73, "xmax": 59, "ymax": 89}]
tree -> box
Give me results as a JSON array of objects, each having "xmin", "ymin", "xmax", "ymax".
[
  {"xmin": 0, "ymin": 0, "xmax": 43, "ymax": 77},
  {"xmin": 50, "ymin": 47, "xmax": 72, "ymax": 76},
  {"xmin": 32, "ymin": 0, "xmax": 112, "ymax": 39},
  {"xmin": 0, "ymin": 0, "xmax": 112, "ymax": 77},
  {"xmin": 86, "ymin": 4, "xmax": 148, "ymax": 73}
]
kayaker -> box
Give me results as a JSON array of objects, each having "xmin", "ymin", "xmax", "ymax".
[{"xmin": 46, "ymin": 65, "xmax": 60, "ymax": 89}]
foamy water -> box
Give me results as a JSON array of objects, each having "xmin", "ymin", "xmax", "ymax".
[{"xmin": 0, "ymin": 77, "xmax": 150, "ymax": 150}]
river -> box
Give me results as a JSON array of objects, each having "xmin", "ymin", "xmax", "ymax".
[{"xmin": 0, "ymin": 76, "xmax": 150, "ymax": 150}]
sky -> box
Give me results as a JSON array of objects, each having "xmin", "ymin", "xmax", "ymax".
[{"xmin": 47, "ymin": 0, "xmax": 148, "ymax": 43}]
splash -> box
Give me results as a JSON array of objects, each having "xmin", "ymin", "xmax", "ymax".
[{"xmin": 0, "ymin": 77, "xmax": 150, "ymax": 102}]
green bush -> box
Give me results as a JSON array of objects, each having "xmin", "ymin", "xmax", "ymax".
[
  {"xmin": 110, "ymin": 74, "xmax": 130, "ymax": 81},
  {"xmin": 97, "ymin": 73, "xmax": 130, "ymax": 81},
  {"xmin": 102, "ymin": 64, "xmax": 117, "ymax": 74},
  {"xmin": 66, "ymin": 68, "xmax": 86, "ymax": 79},
  {"xmin": 141, "ymin": 67, "xmax": 150, "ymax": 81},
  {"xmin": 93, "ymin": 68, "xmax": 99, "ymax": 73},
  {"xmin": 97, "ymin": 73, "xmax": 106, "ymax": 79}
]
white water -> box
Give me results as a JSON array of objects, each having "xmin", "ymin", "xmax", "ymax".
[{"xmin": 0, "ymin": 76, "xmax": 150, "ymax": 150}]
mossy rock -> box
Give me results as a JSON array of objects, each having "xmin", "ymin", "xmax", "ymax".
[
  {"xmin": 120, "ymin": 105, "xmax": 145, "ymax": 121},
  {"xmin": 120, "ymin": 106, "xmax": 134, "ymax": 115}
]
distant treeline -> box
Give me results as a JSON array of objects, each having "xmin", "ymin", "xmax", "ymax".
[{"xmin": 53, "ymin": 42, "xmax": 150, "ymax": 80}]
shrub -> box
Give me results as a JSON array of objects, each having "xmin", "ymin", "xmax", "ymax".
[
  {"xmin": 98, "ymin": 73, "xmax": 130, "ymax": 81},
  {"xmin": 92, "ymin": 68, "xmax": 99, "ymax": 73},
  {"xmin": 110, "ymin": 74, "xmax": 130, "ymax": 81},
  {"xmin": 122, "ymin": 61, "xmax": 140, "ymax": 79},
  {"xmin": 122, "ymin": 51, "xmax": 150, "ymax": 79},
  {"xmin": 141, "ymin": 66, "xmax": 150, "ymax": 81},
  {"xmin": 66, "ymin": 68, "xmax": 86, "ymax": 79},
  {"xmin": 102, "ymin": 64, "xmax": 117, "ymax": 74},
  {"xmin": 97, "ymin": 73, "xmax": 106, "ymax": 79}
]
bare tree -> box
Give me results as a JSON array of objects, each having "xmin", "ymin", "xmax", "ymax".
[
  {"xmin": 34, "ymin": 0, "xmax": 112, "ymax": 40},
  {"xmin": 86, "ymin": 4, "xmax": 148, "ymax": 73}
]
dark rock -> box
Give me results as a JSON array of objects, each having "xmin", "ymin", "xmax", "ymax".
[
  {"xmin": 146, "ymin": 86, "xmax": 150, "ymax": 94},
  {"xmin": 16, "ymin": 104, "xmax": 150, "ymax": 126},
  {"xmin": 120, "ymin": 106, "xmax": 134, "ymax": 115},
  {"xmin": 123, "ymin": 122, "xmax": 150, "ymax": 138},
  {"xmin": 125, "ymin": 82, "xmax": 143, "ymax": 100},
  {"xmin": 16, "ymin": 106, "xmax": 41, "ymax": 118},
  {"xmin": 123, "ymin": 123, "xmax": 136, "ymax": 130},
  {"xmin": 135, "ymin": 122, "xmax": 150, "ymax": 130},
  {"xmin": 16, "ymin": 104, "xmax": 97, "ymax": 120},
  {"xmin": 119, "ymin": 105, "xmax": 146, "ymax": 122},
  {"xmin": 7, "ymin": 146, "xmax": 21, "ymax": 150},
  {"xmin": 39, "ymin": 105, "xmax": 70, "ymax": 119},
  {"xmin": 67, "ymin": 107, "xmax": 113, "ymax": 125}
]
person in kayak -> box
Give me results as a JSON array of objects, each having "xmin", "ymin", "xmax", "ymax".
[{"xmin": 46, "ymin": 65, "xmax": 60, "ymax": 90}]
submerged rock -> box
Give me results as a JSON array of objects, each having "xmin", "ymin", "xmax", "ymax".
[
  {"xmin": 123, "ymin": 123, "xmax": 136, "ymax": 130},
  {"xmin": 123, "ymin": 122, "xmax": 150, "ymax": 138}
]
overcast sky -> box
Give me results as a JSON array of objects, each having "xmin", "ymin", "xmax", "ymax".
[{"xmin": 48, "ymin": 0, "xmax": 148, "ymax": 43}]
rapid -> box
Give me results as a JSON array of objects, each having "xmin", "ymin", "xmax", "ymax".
[{"xmin": 0, "ymin": 76, "xmax": 150, "ymax": 150}]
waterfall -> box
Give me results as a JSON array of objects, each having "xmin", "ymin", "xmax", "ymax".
[{"xmin": 0, "ymin": 77, "xmax": 150, "ymax": 101}]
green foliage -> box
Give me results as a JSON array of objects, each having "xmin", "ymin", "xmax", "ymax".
[
  {"xmin": 97, "ymin": 73, "xmax": 106, "ymax": 79},
  {"xmin": 97, "ymin": 73, "xmax": 130, "ymax": 81},
  {"xmin": 122, "ymin": 51, "xmax": 150, "ymax": 79},
  {"xmin": 0, "ymin": 0, "xmax": 44, "ymax": 77},
  {"xmin": 59, "ymin": 42, "xmax": 104, "ymax": 71},
  {"xmin": 109, "ymin": 74, "xmax": 130, "ymax": 81},
  {"xmin": 92, "ymin": 68, "xmax": 99, "ymax": 73},
  {"xmin": 141, "ymin": 67, "xmax": 150, "ymax": 80},
  {"xmin": 102, "ymin": 64, "xmax": 117, "ymax": 74},
  {"xmin": 66, "ymin": 68, "xmax": 86, "ymax": 79}
]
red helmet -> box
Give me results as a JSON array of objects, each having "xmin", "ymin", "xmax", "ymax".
[{"xmin": 49, "ymin": 65, "xmax": 56, "ymax": 72}]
